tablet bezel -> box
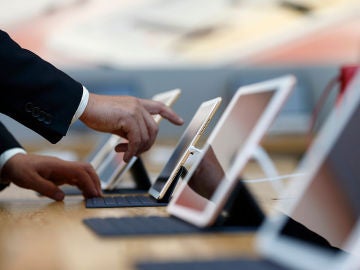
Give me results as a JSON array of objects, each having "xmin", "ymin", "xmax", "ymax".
[
  {"xmin": 167, "ymin": 75, "xmax": 295, "ymax": 227},
  {"xmin": 257, "ymin": 72, "xmax": 360, "ymax": 270}
]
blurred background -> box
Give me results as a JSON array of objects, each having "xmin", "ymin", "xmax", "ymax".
[{"xmin": 0, "ymin": 0, "xmax": 359, "ymax": 162}]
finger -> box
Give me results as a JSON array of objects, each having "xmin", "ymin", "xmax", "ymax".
[
  {"xmin": 25, "ymin": 173, "xmax": 65, "ymax": 201},
  {"xmin": 83, "ymin": 163, "xmax": 103, "ymax": 197},
  {"xmin": 123, "ymin": 107, "xmax": 153, "ymax": 162},
  {"xmin": 49, "ymin": 161, "xmax": 100, "ymax": 198},
  {"xmin": 115, "ymin": 143, "xmax": 128, "ymax": 153},
  {"xmin": 114, "ymin": 144, "xmax": 135, "ymax": 166},
  {"xmin": 134, "ymin": 108, "xmax": 150, "ymax": 154},
  {"xmin": 67, "ymin": 165, "xmax": 101, "ymax": 198},
  {"xmin": 121, "ymin": 122, "xmax": 141, "ymax": 163},
  {"xmin": 124, "ymin": 134, "xmax": 139, "ymax": 162},
  {"xmin": 141, "ymin": 108, "xmax": 158, "ymax": 152},
  {"xmin": 140, "ymin": 99, "xmax": 184, "ymax": 125}
]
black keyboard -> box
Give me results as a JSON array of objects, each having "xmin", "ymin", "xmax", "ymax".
[
  {"xmin": 136, "ymin": 258, "xmax": 289, "ymax": 270},
  {"xmin": 61, "ymin": 186, "xmax": 147, "ymax": 196},
  {"xmin": 84, "ymin": 216, "xmax": 203, "ymax": 236},
  {"xmin": 85, "ymin": 195, "xmax": 168, "ymax": 208},
  {"xmin": 83, "ymin": 216, "xmax": 252, "ymax": 237}
]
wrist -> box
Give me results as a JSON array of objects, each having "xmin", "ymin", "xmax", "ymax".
[
  {"xmin": 79, "ymin": 92, "xmax": 94, "ymax": 122},
  {"xmin": 0, "ymin": 149, "xmax": 27, "ymax": 185},
  {"xmin": 72, "ymin": 86, "xmax": 90, "ymax": 124}
]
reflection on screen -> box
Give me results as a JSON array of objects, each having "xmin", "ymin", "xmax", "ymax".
[
  {"xmin": 281, "ymin": 104, "xmax": 360, "ymax": 253},
  {"xmin": 151, "ymin": 102, "xmax": 217, "ymax": 193},
  {"xmin": 174, "ymin": 90, "xmax": 275, "ymax": 212}
]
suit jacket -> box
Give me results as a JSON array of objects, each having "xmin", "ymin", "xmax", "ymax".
[{"xmin": 0, "ymin": 29, "xmax": 83, "ymax": 144}]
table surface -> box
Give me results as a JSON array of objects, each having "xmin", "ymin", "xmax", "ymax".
[{"xmin": 0, "ymin": 149, "xmax": 298, "ymax": 270}]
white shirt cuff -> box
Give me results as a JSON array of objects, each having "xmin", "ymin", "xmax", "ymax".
[
  {"xmin": 0, "ymin": 148, "xmax": 27, "ymax": 176},
  {"xmin": 71, "ymin": 86, "xmax": 89, "ymax": 125}
]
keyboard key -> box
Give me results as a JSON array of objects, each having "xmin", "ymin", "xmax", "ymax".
[
  {"xmin": 126, "ymin": 196, "xmax": 142, "ymax": 205},
  {"xmin": 91, "ymin": 197, "xmax": 106, "ymax": 207},
  {"xmin": 104, "ymin": 197, "xmax": 117, "ymax": 206}
]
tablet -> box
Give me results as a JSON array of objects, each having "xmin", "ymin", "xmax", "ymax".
[
  {"xmin": 148, "ymin": 97, "xmax": 222, "ymax": 200},
  {"xmin": 257, "ymin": 71, "xmax": 360, "ymax": 270},
  {"xmin": 93, "ymin": 88, "xmax": 181, "ymax": 190},
  {"xmin": 168, "ymin": 75, "xmax": 295, "ymax": 227}
]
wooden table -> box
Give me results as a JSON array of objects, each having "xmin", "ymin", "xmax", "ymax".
[
  {"xmin": 0, "ymin": 149, "xmax": 298, "ymax": 270},
  {"xmin": 0, "ymin": 187, "xmax": 254, "ymax": 270}
]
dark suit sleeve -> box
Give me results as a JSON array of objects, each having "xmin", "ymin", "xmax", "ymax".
[{"xmin": 0, "ymin": 29, "xmax": 83, "ymax": 143}]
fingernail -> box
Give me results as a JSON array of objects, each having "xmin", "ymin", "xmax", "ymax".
[
  {"xmin": 54, "ymin": 191, "xmax": 65, "ymax": 201},
  {"xmin": 93, "ymin": 189, "xmax": 101, "ymax": 197}
]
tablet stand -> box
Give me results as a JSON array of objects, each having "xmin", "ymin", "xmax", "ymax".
[
  {"xmin": 214, "ymin": 179, "xmax": 265, "ymax": 228},
  {"xmin": 128, "ymin": 157, "xmax": 151, "ymax": 191},
  {"xmin": 157, "ymin": 166, "xmax": 188, "ymax": 203},
  {"xmin": 83, "ymin": 177, "xmax": 264, "ymax": 235}
]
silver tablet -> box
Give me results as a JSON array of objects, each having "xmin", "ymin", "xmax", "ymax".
[
  {"xmin": 148, "ymin": 97, "xmax": 222, "ymax": 200},
  {"xmin": 257, "ymin": 71, "xmax": 360, "ymax": 270}
]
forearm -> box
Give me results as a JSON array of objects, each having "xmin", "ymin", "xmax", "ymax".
[{"xmin": 0, "ymin": 29, "xmax": 83, "ymax": 143}]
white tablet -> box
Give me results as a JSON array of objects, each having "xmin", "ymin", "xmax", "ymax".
[
  {"xmin": 148, "ymin": 97, "xmax": 222, "ymax": 200},
  {"xmin": 93, "ymin": 88, "xmax": 181, "ymax": 190},
  {"xmin": 168, "ymin": 75, "xmax": 295, "ymax": 227},
  {"xmin": 257, "ymin": 71, "xmax": 360, "ymax": 270}
]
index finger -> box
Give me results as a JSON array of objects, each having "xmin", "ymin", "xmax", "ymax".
[
  {"xmin": 51, "ymin": 162, "xmax": 101, "ymax": 198},
  {"xmin": 140, "ymin": 99, "xmax": 184, "ymax": 125}
]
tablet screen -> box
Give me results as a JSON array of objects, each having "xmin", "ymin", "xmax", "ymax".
[
  {"xmin": 97, "ymin": 150, "xmax": 126, "ymax": 189},
  {"xmin": 280, "ymin": 104, "xmax": 360, "ymax": 253}
]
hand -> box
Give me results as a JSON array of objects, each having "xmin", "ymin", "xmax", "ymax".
[
  {"xmin": 0, "ymin": 153, "xmax": 102, "ymax": 201},
  {"xmin": 80, "ymin": 94, "xmax": 183, "ymax": 162}
]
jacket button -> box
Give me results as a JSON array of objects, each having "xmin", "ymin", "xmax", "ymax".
[
  {"xmin": 31, "ymin": 106, "xmax": 40, "ymax": 117},
  {"xmin": 44, "ymin": 114, "xmax": 52, "ymax": 125},
  {"xmin": 37, "ymin": 110, "xmax": 47, "ymax": 122},
  {"xmin": 25, "ymin": 102, "xmax": 33, "ymax": 112}
]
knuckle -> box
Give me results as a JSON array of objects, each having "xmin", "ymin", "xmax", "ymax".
[
  {"xmin": 83, "ymin": 163, "xmax": 94, "ymax": 172},
  {"xmin": 158, "ymin": 102, "xmax": 167, "ymax": 112},
  {"xmin": 132, "ymin": 137, "xmax": 141, "ymax": 148},
  {"xmin": 128, "ymin": 109, "xmax": 137, "ymax": 119},
  {"xmin": 153, "ymin": 125, "xmax": 159, "ymax": 135},
  {"xmin": 15, "ymin": 177, "xmax": 27, "ymax": 187},
  {"xmin": 143, "ymin": 143, "xmax": 152, "ymax": 152}
]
